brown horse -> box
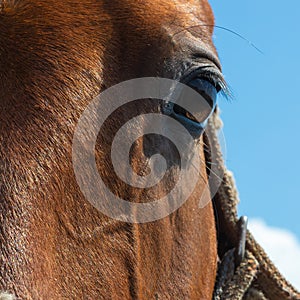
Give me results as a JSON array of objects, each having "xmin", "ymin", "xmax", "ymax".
[
  {"xmin": 0, "ymin": 1, "xmax": 220, "ymax": 298},
  {"xmin": 1, "ymin": 1, "xmax": 299, "ymax": 300}
]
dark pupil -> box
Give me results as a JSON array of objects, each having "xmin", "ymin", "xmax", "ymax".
[{"xmin": 174, "ymin": 78, "xmax": 217, "ymax": 124}]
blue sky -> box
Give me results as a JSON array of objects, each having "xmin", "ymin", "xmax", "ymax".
[{"xmin": 209, "ymin": 0, "xmax": 300, "ymax": 239}]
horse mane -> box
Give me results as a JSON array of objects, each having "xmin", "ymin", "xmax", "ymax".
[{"xmin": 208, "ymin": 110, "xmax": 300, "ymax": 299}]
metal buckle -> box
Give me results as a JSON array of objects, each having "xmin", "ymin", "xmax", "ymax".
[{"xmin": 235, "ymin": 216, "xmax": 248, "ymax": 268}]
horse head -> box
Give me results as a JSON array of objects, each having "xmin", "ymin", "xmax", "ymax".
[{"xmin": 0, "ymin": 1, "xmax": 223, "ymax": 298}]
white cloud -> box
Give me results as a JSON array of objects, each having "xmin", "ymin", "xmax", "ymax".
[{"xmin": 248, "ymin": 218, "xmax": 300, "ymax": 290}]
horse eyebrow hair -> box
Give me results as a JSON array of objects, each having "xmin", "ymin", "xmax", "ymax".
[
  {"xmin": 214, "ymin": 25, "xmax": 264, "ymax": 54},
  {"xmin": 174, "ymin": 24, "xmax": 264, "ymax": 55}
]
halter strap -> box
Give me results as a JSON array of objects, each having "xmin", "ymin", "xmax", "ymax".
[{"xmin": 206, "ymin": 110, "xmax": 300, "ymax": 300}]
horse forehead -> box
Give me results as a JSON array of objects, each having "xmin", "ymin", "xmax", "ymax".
[
  {"xmin": 109, "ymin": 0, "xmax": 214, "ymax": 34},
  {"xmin": 103, "ymin": 0, "xmax": 216, "ymax": 65},
  {"xmin": 171, "ymin": 0, "xmax": 214, "ymax": 23}
]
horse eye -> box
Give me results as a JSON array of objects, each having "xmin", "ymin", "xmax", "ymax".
[
  {"xmin": 188, "ymin": 78, "xmax": 218, "ymax": 106},
  {"xmin": 173, "ymin": 78, "xmax": 218, "ymax": 124},
  {"xmin": 162, "ymin": 77, "xmax": 219, "ymax": 138}
]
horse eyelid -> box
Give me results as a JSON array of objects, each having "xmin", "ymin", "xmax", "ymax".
[{"xmin": 182, "ymin": 65, "xmax": 229, "ymax": 97}]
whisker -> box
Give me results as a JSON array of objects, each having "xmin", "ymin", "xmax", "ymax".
[
  {"xmin": 205, "ymin": 166, "xmax": 223, "ymax": 182},
  {"xmin": 189, "ymin": 157, "xmax": 223, "ymax": 183},
  {"xmin": 173, "ymin": 23, "xmax": 263, "ymax": 55},
  {"xmin": 214, "ymin": 25, "xmax": 264, "ymax": 55}
]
